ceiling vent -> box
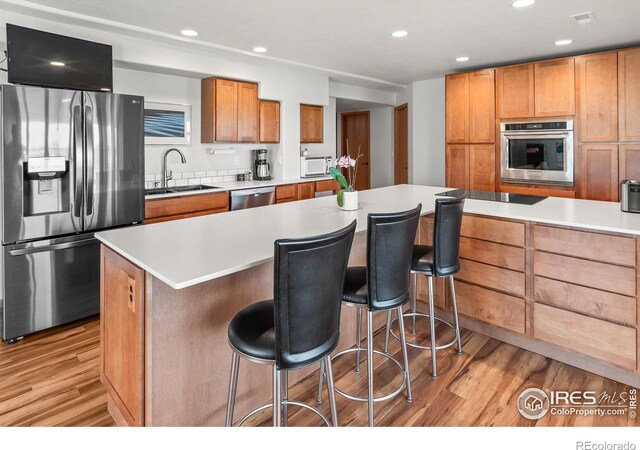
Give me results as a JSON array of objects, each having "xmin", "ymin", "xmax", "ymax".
[{"xmin": 570, "ymin": 11, "xmax": 597, "ymax": 26}]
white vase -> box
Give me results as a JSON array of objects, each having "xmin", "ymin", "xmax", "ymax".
[{"xmin": 340, "ymin": 191, "xmax": 359, "ymax": 211}]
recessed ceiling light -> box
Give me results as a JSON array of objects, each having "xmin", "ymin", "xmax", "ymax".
[
  {"xmin": 180, "ymin": 29, "xmax": 198, "ymax": 37},
  {"xmin": 456, "ymin": 56, "xmax": 470, "ymax": 62},
  {"xmin": 512, "ymin": 0, "xmax": 535, "ymax": 7},
  {"xmin": 391, "ymin": 30, "xmax": 408, "ymax": 38},
  {"xmin": 50, "ymin": 61, "xmax": 65, "ymax": 66},
  {"xmin": 253, "ymin": 47, "xmax": 268, "ymax": 53},
  {"xmin": 555, "ymin": 39, "xmax": 573, "ymax": 46}
]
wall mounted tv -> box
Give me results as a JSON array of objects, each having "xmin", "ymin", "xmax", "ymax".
[{"xmin": 6, "ymin": 24, "xmax": 113, "ymax": 92}]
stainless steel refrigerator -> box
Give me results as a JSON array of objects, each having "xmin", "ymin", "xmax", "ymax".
[{"xmin": 1, "ymin": 84, "xmax": 144, "ymax": 342}]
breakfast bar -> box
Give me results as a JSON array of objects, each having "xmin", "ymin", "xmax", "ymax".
[{"xmin": 96, "ymin": 184, "xmax": 640, "ymax": 426}]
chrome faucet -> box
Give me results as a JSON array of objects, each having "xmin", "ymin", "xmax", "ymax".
[{"xmin": 162, "ymin": 148, "xmax": 187, "ymax": 187}]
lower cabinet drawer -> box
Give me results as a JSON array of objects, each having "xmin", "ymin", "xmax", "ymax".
[
  {"xmin": 276, "ymin": 184, "xmax": 297, "ymax": 200},
  {"xmin": 533, "ymin": 303, "xmax": 637, "ymax": 370},
  {"xmin": 460, "ymin": 237, "xmax": 525, "ymax": 271},
  {"xmin": 145, "ymin": 192, "xmax": 229, "ymax": 223},
  {"xmin": 456, "ymin": 258, "xmax": 525, "ymax": 297},
  {"xmin": 461, "ymin": 215, "xmax": 525, "ymax": 247},
  {"xmin": 455, "ymin": 281, "xmax": 526, "ymax": 334}
]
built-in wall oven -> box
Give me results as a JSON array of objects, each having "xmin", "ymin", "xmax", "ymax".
[{"xmin": 500, "ymin": 121, "xmax": 574, "ymax": 185}]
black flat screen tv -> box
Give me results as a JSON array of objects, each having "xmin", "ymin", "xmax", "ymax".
[{"xmin": 6, "ymin": 24, "xmax": 113, "ymax": 92}]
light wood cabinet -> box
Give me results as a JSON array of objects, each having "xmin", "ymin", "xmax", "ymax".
[
  {"xmin": 237, "ymin": 82, "xmax": 259, "ymax": 142},
  {"xmin": 259, "ymin": 100, "xmax": 280, "ymax": 143},
  {"xmin": 276, "ymin": 184, "xmax": 297, "ymax": 203},
  {"xmin": 620, "ymin": 145, "xmax": 640, "ymax": 181},
  {"xmin": 619, "ymin": 48, "xmax": 640, "ymax": 142},
  {"xmin": 496, "ymin": 64, "xmax": 534, "ymax": 119},
  {"xmin": 534, "ymin": 58, "xmax": 576, "ymax": 117},
  {"xmin": 446, "ymin": 70, "xmax": 494, "ymax": 144},
  {"xmin": 201, "ymin": 77, "xmax": 259, "ymax": 143},
  {"xmin": 315, "ymin": 179, "xmax": 339, "ymax": 193},
  {"xmin": 445, "ymin": 144, "xmax": 469, "ymax": 189},
  {"xmin": 579, "ymin": 144, "xmax": 619, "ymax": 201},
  {"xmin": 101, "ymin": 246, "xmax": 146, "ymax": 426},
  {"xmin": 445, "ymin": 73, "xmax": 469, "ymax": 143},
  {"xmin": 300, "ymin": 104, "xmax": 324, "ymax": 143},
  {"xmin": 296, "ymin": 182, "xmax": 315, "ymax": 200},
  {"xmin": 469, "ymin": 144, "xmax": 495, "ymax": 191},
  {"xmin": 145, "ymin": 192, "xmax": 229, "ymax": 224},
  {"xmin": 576, "ymin": 52, "xmax": 618, "ymax": 142}
]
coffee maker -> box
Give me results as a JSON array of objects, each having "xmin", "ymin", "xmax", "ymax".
[{"xmin": 254, "ymin": 149, "xmax": 272, "ymax": 180}]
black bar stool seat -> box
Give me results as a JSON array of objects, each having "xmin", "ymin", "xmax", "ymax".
[
  {"xmin": 228, "ymin": 300, "xmax": 276, "ymax": 361},
  {"xmin": 342, "ymin": 267, "xmax": 368, "ymax": 304}
]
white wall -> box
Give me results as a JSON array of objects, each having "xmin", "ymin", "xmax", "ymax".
[{"xmin": 370, "ymin": 107, "xmax": 394, "ymax": 188}]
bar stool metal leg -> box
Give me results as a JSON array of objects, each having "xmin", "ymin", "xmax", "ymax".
[
  {"xmin": 316, "ymin": 360, "xmax": 325, "ymax": 404},
  {"xmin": 427, "ymin": 276, "xmax": 437, "ymax": 379},
  {"xmin": 225, "ymin": 351, "xmax": 240, "ymax": 427},
  {"xmin": 324, "ymin": 355, "xmax": 339, "ymax": 427},
  {"xmin": 366, "ymin": 310, "xmax": 375, "ymax": 427},
  {"xmin": 355, "ymin": 308, "xmax": 363, "ymax": 373},
  {"xmin": 273, "ymin": 366, "xmax": 282, "ymax": 427},
  {"xmin": 411, "ymin": 273, "xmax": 418, "ymax": 334},
  {"xmin": 283, "ymin": 371, "xmax": 289, "ymax": 426},
  {"xmin": 396, "ymin": 306, "xmax": 412, "ymax": 402},
  {"xmin": 383, "ymin": 310, "xmax": 392, "ymax": 354},
  {"xmin": 449, "ymin": 275, "xmax": 463, "ymax": 354}
]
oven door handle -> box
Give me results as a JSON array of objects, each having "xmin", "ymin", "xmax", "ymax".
[{"xmin": 502, "ymin": 132, "xmax": 570, "ymax": 139}]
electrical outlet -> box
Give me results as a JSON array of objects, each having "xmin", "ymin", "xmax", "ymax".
[{"xmin": 234, "ymin": 156, "xmax": 240, "ymax": 166}]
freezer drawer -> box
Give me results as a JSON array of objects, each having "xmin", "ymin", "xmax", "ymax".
[{"xmin": 2, "ymin": 235, "xmax": 100, "ymax": 341}]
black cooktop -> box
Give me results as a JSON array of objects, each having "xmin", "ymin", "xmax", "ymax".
[{"xmin": 436, "ymin": 189, "xmax": 547, "ymax": 205}]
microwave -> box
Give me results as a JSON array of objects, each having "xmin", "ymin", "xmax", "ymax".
[{"xmin": 301, "ymin": 156, "xmax": 333, "ymax": 178}]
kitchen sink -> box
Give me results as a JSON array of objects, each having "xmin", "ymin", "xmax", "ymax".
[{"xmin": 145, "ymin": 185, "xmax": 222, "ymax": 196}]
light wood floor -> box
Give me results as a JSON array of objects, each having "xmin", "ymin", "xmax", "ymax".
[{"xmin": 0, "ymin": 316, "xmax": 636, "ymax": 427}]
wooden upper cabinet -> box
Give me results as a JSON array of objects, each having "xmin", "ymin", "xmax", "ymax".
[
  {"xmin": 579, "ymin": 144, "xmax": 619, "ymax": 201},
  {"xmin": 619, "ymin": 145, "xmax": 640, "ymax": 181},
  {"xmin": 237, "ymin": 82, "xmax": 259, "ymax": 142},
  {"xmin": 468, "ymin": 70, "xmax": 495, "ymax": 143},
  {"xmin": 534, "ymin": 58, "xmax": 576, "ymax": 117},
  {"xmin": 496, "ymin": 64, "xmax": 534, "ymax": 119},
  {"xmin": 259, "ymin": 100, "xmax": 280, "ymax": 143},
  {"xmin": 469, "ymin": 144, "xmax": 495, "ymax": 191},
  {"xmin": 619, "ymin": 48, "xmax": 640, "ymax": 141},
  {"xmin": 300, "ymin": 104, "xmax": 324, "ymax": 143},
  {"xmin": 445, "ymin": 73, "xmax": 469, "ymax": 143},
  {"xmin": 214, "ymin": 78, "xmax": 238, "ymax": 142},
  {"xmin": 446, "ymin": 144, "xmax": 470, "ymax": 189},
  {"xmin": 576, "ymin": 52, "xmax": 618, "ymax": 142},
  {"xmin": 201, "ymin": 77, "xmax": 259, "ymax": 143}
]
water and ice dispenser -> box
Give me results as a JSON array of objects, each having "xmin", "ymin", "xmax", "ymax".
[{"xmin": 23, "ymin": 156, "xmax": 70, "ymax": 216}]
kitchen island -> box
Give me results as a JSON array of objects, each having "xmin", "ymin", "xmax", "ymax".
[{"xmin": 96, "ymin": 184, "xmax": 640, "ymax": 426}]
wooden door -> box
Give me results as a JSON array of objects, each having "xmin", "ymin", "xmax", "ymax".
[
  {"xmin": 576, "ymin": 52, "xmax": 618, "ymax": 142},
  {"xmin": 259, "ymin": 100, "xmax": 280, "ymax": 143},
  {"xmin": 579, "ymin": 144, "xmax": 619, "ymax": 201},
  {"xmin": 445, "ymin": 73, "xmax": 469, "ymax": 143},
  {"xmin": 237, "ymin": 82, "xmax": 259, "ymax": 142},
  {"xmin": 496, "ymin": 64, "xmax": 534, "ymax": 119},
  {"xmin": 619, "ymin": 145, "xmax": 640, "ymax": 181},
  {"xmin": 214, "ymin": 78, "xmax": 238, "ymax": 141},
  {"xmin": 534, "ymin": 58, "xmax": 576, "ymax": 117},
  {"xmin": 296, "ymin": 182, "xmax": 315, "ymax": 200},
  {"xmin": 394, "ymin": 103, "xmax": 409, "ymax": 184},
  {"xmin": 445, "ymin": 144, "xmax": 469, "ymax": 189},
  {"xmin": 300, "ymin": 104, "xmax": 324, "ymax": 143},
  {"xmin": 619, "ymin": 48, "xmax": 640, "ymax": 141},
  {"xmin": 469, "ymin": 69, "xmax": 495, "ymax": 143},
  {"xmin": 469, "ymin": 145, "xmax": 495, "ymax": 191},
  {"xmin": 341, "ymin": 111, "xmax": 370, "ymax": 191}
]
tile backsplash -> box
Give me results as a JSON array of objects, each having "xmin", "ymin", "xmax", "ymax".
[{"xmin": 144, "ymin": 168, "xmax": 251, "ymax": 189}]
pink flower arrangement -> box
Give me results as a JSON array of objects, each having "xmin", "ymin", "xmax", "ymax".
[{"xmin": 328, "ymin": 140, "xmax": 362, "ymax": 206}]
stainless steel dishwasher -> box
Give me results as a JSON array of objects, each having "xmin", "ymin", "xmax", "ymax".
[{"xmin": 230, "ymin": 187, "xmax": 276, "ymax": 210}]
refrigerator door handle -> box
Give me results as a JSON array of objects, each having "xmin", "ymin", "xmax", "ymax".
[
  {"xmin": 73, "ymin": 105, "xmax": 84, "ymax": 218},
  {"xmin": 84, "ymin": 104, "xmax": 95, "ymax": 217},
  {"xmin": 9, "ymin": 238, "xmax": 96, "ymax": 256}
]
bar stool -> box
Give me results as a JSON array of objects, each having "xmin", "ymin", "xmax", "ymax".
[
  {"xmin": 225, "ymin": 221, "xmax": 357, "ymax": 427},
  {"xmin": 385, "ymin": 197, "xmax": 465, "ymax": 379},
  {"xmin": 317, "ymin": 204, "xmax": 421, "ymax": 427}
]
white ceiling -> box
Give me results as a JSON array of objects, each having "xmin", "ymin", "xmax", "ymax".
[{"xmin": 4, "ymin": 0, "xmax": 640, "ymax": 90}]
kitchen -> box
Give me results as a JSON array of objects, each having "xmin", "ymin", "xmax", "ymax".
[{"xmin": 1, "ymin": 0, "xmax": 640, "ymax": 447}]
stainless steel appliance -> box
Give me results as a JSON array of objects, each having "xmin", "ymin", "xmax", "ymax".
[
  {"xmin": 230, "ymin": 187, "xmax": 275, "ymax": 210},
  {"xmin": 500, "ymin": 121, "xmax": 574, "ymax": 185},
  {"xmin": 301, "ymin": 156, "xmax": 332, "ymax": 178},
  {"xmin": 1, "ymin": 84, "xmax": 144, "ymax": 342},
  {"xmin": 254, "ymin": 149, "xmax": 272, "ymax": 180},
  {"xmin": 621, "ymin": 180, "xmax": 640, "ymax": 213}
]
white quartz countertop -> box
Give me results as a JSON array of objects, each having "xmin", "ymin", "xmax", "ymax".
[
  {"xmin": 145, "ymin": 176, "xmax": 332, "ymax": 200},
  {"xmin": 96, "ymin": 185, "xmax": 640, "ymax": 290}
]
